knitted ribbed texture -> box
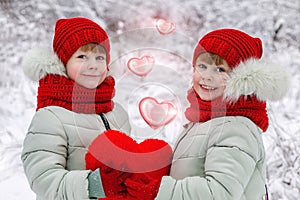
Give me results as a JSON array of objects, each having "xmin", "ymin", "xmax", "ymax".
[
  {"xmin": 53, "ymin": 17, "xmax": 110, "ymax": 65},
  {"xmin": 192, "ymin": 28, "xmax": 263, "ymax": 67},
  {"xmin": 37, "ymin": 75, "xmax": 115, "ymax": 114},
  {"xmin": 185, "ymin": 89, "xmax": 269, "ymax": 132}
]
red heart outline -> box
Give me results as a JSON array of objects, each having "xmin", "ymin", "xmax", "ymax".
[
  {"xmin": 139, "ymin": 97, "xmax": 177, "ymax": 129},
  {"xmin": 156, "ymin": 19, "xmax": 176, "ymax": 35},
  {"xmin": 127, "ymin": 55, "xmax": 155, "ymax": 77}
]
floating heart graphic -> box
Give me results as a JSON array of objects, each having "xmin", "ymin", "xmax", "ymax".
[
  {"xmin": 139, "ymin": 97, "xmax": 177, "ymax": 129},
  {"xmin": 127, "ymin": 55, "xmax": 155, "ymax": 77},
  {"xmin": 156, "ymin": 19, "xmax": 176, "ymax": 35}
]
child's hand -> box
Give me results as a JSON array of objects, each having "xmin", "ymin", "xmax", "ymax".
[
  {"xmin": 100, "ymin": 165, "xmax": 132, "ymax": 197},
  {"xmin": 125, "ymin": 174, "xmax": 160, "ymax": 200}
]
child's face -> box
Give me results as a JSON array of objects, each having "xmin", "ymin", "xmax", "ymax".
[
  {"xmin": 66, "ymin": 47, "xmax": 107, "ymax": 89},
  {"xmin": 193, "ymin": 54, "xmax": 231, "ymax": 101}
]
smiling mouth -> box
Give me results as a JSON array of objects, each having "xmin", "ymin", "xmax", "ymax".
[
  {"xmin": 200, "ymin": 84, "xmax": 217, "ymax": 90},
  {"xmin": 82, "ymin": 74, "xmax": 100, "ymax": 77}
]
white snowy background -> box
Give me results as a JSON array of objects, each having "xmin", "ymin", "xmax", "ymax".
[{"xmin": 0, "ymin": 0, "xmax": 299, "ymax": 199}]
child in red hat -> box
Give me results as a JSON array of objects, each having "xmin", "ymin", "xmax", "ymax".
[
  {"xmin": 152, "ymin": 28, "xmax": 290, "ymax": 199},
  {"xmin": 21, "ymin": 17, "xmax": 131, "ymax": 199},
  {"xmin": 21, "ymin": 17, "xmax": 172, "ymax": 200}
]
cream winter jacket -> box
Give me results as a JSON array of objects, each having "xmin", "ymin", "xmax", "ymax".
[
  {"xmin": 155, "ymin": 116, "xmax": 266, "ymax": 200},
  {"xmin": 21, "ymin": 47, "xmax": 132, "ymax": 200},
  {"xmin": 21, "ymin": 104, "xmax": 131, "ymax": 200},
  {"xmin": 154, "ymin": 56, "xmax": 290, "ymax": 200}
]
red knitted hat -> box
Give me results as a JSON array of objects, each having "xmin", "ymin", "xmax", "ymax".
[
  {"xmin": 53, "ymin": 17, "xmax": 110, "ymax": 66},
  {"xmin": 192, "ymin": 28, "xmax": 263, "ymax": 67}
]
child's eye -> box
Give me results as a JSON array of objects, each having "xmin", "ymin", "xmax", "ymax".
[
  {"xmin": 96, "ymin": 56, "xmax": 105, "ymax": 61},
  {"xmin": 195, "ymin": 64, "xmax": 206, "ymax": 72},
  {"xmin": 216, "ymin": 67, "xmax": 226, "ymax": 73},
  {"xmin": 198, "ymin": 64, "xmax": 206, "ymax": 69},
  {"xmin": 77, "ymin": 55, "xmax": 87, "ymax": 59}
]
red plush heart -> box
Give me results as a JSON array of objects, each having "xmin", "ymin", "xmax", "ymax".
[{"xmin": 85, "ymin": 130, "xmax": 172, "ymax": 198}]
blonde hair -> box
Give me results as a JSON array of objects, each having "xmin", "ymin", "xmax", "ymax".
[
  {"xmin": 79, "ymin": 43, "xmax": 106, "ymax": 54},
  {"xmin": 197, "ymin": 52, "xmax": 227, "ymax": 66}
]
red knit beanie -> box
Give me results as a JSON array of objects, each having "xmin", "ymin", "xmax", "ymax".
[
  {"xmin": 192, "ymin": 28, "xmax": 263, "ymax": 67},
  {"xmin": 53, "ymin": 17, "xmax": 110, "ymax": 66}
]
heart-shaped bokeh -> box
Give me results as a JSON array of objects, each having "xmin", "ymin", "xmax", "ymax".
[
  {"xmin": 139, "ymin": 97, "xmax": 177, "ymax": 129},
  {"xmin": 127, "ymin": 55, "xmax": 155, "ymax": 77},
  {"xmin": 155, "ymin": 19, "xmax": 176, "ymax": 35}
]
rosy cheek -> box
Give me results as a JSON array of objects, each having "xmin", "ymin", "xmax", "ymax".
[
  {"xmin": 221, "ymin": 74, "xmax": 229, "ymax": 83},
  {"xmin": 193, "ymin": 71, "xmax": 200, "ymax": 80},
  {"xmin": 69, "ymin": 70, "xmax": 76, "ymax": 79},
  {"xmin": 192, "ymin": 76, "xmax": 198, "ymax": 86},
  {"xmin": 221, "ymin": 78, "xmax": 226, "ymax": 85},
  {"xmin": 102, "ymin": 68, "xmax": 108, "ymax": 75},
  {"xmin": 69, "ymin": 69, "xmax": 81, "ymax": 81}
]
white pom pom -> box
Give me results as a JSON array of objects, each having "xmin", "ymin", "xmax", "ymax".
[
  {"xmin": 22, "ymin": 47, "xmax": 67, "ymax": 81},
  {"xmin": 225, "ymin": 59, "xmax": 290, "ymax": 101}
]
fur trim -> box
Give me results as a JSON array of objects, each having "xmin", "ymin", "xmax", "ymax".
[
  {"xmin": 225, "ymin": 58, "xmax": 290, "ymax": 101},
  {"xmin": 22, "ymin": 47, "xmax": 67, "ymax": 81}
]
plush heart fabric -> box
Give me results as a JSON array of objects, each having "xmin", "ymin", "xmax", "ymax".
[{"xmin": 85, "ymin": 130, "xmax": 172, "ymax": 199}]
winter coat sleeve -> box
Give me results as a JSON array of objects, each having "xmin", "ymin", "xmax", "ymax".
[
  {"xmin": 155, "ymin": 120, "xmax": 263, "ymax": 200},
  {"xmin": 21, "ymin": 108, "xmax": 91, "ymax": 200}
]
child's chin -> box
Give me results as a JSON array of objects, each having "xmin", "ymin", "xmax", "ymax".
[
  {"xmin": 198, "ymin": 93, "xmax": 214, "ymax": 101},
  {"xmin": 79, "ymin": 82, "xmax": 99, "ymax": 89}
]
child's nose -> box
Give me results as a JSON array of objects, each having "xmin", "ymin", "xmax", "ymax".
[
  {"xmin": 201, "ymin": 68, "xmax": 213, "ymax": 80},
  {"xmin": 87, "ymin": 59, "xmax": 99, "ymax": 70}
]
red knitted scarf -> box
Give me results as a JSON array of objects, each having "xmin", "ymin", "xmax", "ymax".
[
  {"xmin": 184, "ymin": 88, "xmax": 269, "ymax": 132},
  {"xmin": 37, "ymin": 75, "xmax": 115, "ymax": 114}
]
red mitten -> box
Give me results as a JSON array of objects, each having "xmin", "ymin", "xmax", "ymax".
[
  {"xmin": 125, "ymin": 174, "xmax": 161, "ymax": 200},
  {"xmin": 123, "ymin": 138, "xmax": 172, "ymax": 200},
  {"xmin": 99, "ymin": 195, "xmax": 129, "ymax": 200},
  {"xmin": 86, "ymin": 130, "xmax": 137, "ymax": 197},
  {"xmin": 99, "ymin": 165, "xmax": 132, "ymax": 197},
  {"xmin": 86, "ymin": 139, "xmax": 130, "ymax": 197}
]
